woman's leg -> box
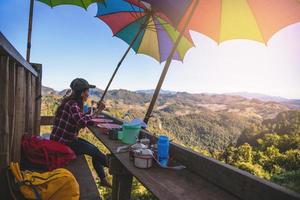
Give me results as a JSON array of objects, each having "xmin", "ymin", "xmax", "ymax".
[{"xmin": 68, "ymin": 138, "xmax": 107, "ymax": 180}]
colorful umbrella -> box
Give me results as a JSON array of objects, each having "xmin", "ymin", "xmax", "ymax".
[
  {"xmin": 37, "ymin": 0, "xmax": 101, "ymax": 10},
  {"xmin": 96, "ymin": 0, "xmax": 194, "ymax": 101},
  {"xmin": 178, "ymin": 0, "xmax": 300, "ymax": 44}
]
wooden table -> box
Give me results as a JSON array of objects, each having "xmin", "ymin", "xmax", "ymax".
[{"xmin": 89, "ymin": 126, "xmax": 239, "ymax": 200}]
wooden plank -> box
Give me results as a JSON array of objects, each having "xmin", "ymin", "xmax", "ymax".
[
  {"xmin": 25, "ymin": 71, "xmax": 33, "ymax": 133},
  {"xmin": 100, "ymin": 113, "xmax": 300, "ymax": 200},
  {"xmin": 8, "ymin": 61, "xmax": 16, "ymax": 161},
  {"xmin": 89, "ymin": 126, "xmax": 239, "ymax": 200},
  {"xmin": 12, "ymin": 65, "xmax": 26, "ymax": 162},
  {"xmin": 66, "ymin": 155, "xmax": 101, "ymax": 200},
  {"xmin": 31, "ymin": 63, "xmax": 42, "ymax": 135},
  {"xmin": 40, "ymin": 116, "xmax": 55, "ymax": 126},
  {"xmin": 0, "ymin": 56, "xmax": 10, "ymax": 170},
  {"xmin": 31, "ymin": 74, "xmax": 36, "ymax": 135},
  {"xmin": 0, "ymin": 33, "xmax": 38, "ymax": 76}
]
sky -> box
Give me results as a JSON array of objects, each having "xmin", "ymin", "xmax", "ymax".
[{"xmin": 0, "ymin": 0, "xmax": 300, "ymax": 99}]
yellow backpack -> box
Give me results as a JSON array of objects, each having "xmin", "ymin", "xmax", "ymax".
[{"xmin": 9, "ymin": 162, "xmax": 80, "ymax": 200}]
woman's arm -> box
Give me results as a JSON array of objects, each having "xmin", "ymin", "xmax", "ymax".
[{"xmin": 70, "ymin": 103, "xmax": 95, "ymax": 128}]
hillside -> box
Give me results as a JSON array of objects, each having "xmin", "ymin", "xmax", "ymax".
[{"xmin": 41, "ymin": 86, "xmax": 297, "ymax": 150}]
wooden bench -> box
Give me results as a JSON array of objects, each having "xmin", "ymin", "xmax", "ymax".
[
  {"xmin": 40, "ymin": 116, "xmax": 101, "ymax": 200},
  {"xmin": 66, "ymin": 155, "xmax": 101, "ymax": 200}
]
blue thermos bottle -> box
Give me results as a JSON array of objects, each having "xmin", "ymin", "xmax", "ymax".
[
  {"xmin": 83, "ymin": 104, "xmax": 89, "ymax": 114},
  {"xmin": 157, "ymin": 135, "xmax": 169, "ymax": 166}
]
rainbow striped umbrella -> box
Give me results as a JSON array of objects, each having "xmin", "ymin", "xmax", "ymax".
[
  {"xmin": 141, "ymin": 0, "xmax": 300, "ymax": 44},
  {"xmin": 96, "ymin": 0, "xmax": 193, "ymax": 63},
  {"xmin": 96, "ymin": 0, "xmax": 194, "ymax": 102}
]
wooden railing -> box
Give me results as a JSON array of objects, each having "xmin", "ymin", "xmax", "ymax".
[{"xmin": 0, "ymin": 32, "xmax": 42, "ymax": 170}]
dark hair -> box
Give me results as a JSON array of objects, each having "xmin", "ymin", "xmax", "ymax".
[{"xmin": 55, "ymin": 90, "xmax": 84, "ymax": 117}]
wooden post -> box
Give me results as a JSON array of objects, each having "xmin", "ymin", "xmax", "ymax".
[
  {"xmin": 0, "ymin": 56, "xmax": 10, "ymax": 170},
  {"xmin": 8, "ymin": 61, "xmax": 16, "ymax": 161},
  {"xmin": 25, "ymin": 71, "xmax": 33, "ymax": 133},
  {"xmin": 31, "ymin": 74, "xmax": 36, "ymax": 135},
  {"xmin": 26, "ymin": 0, "xmax": 35, "ymax": 62},
  {"xmin": 32, "ymin": 63, "xmax": 42, "ymax": 135},
  {"xmin": 109, "ymin": 155, "xmax": 133, "ymax": 200},
  {"xmin": 144, "ymin": 0, "xmax": 200, "ymax": 124}
]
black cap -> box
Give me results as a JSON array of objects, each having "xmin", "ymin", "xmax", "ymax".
[{"xmin": 70, "ymin": 78, "xmax": 96, "ymax": 92}]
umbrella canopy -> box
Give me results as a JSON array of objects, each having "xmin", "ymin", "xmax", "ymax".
[
  {"xmin": 178, "ymin": 0, "xmax": 300, "ymax": 43},
  {"xmin": 37, "ymin": 0, "xmax": 101, "ymax": 9},
  {"xmin": 135, "ymin": 0, "xmax": 300, "ymax": 43},
  {"xmin": 96, "ymin": 0, "xmax": 193, "ymax": 63}
]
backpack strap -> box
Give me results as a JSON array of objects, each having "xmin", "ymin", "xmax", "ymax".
[{"xmin": 6, "ymin": 167, "xmax": 42, "ymax": 200}]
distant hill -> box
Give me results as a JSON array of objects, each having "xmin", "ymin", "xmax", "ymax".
[
  {"xmin": 42, "ymin": 86, "xmax": 298, "ymax": 120},
  {"xmin": 41, "ymin": 86, "xmax": 57, "ymax": 96},
  {"xmin": 136, "ymin": 89, "xmax": 177, "ymax": 95}
]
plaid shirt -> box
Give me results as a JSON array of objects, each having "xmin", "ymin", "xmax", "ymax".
[{"xmin": 50, "ymin": 100, "xmax": 94, "ymax": 144}]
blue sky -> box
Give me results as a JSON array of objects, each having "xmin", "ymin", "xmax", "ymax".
[{"xmin": 1, "ymin": 0, "xmax": 300, "ymax": 99}]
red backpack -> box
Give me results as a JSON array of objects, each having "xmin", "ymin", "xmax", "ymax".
[{"xmin": 21, "ymin": 134, "xmax": 76, "ymax": 170}]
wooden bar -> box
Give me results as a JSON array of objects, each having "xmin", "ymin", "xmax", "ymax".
[
  {"xmin": 0, "ymin": 56, "xmax": 10, "ymax": 170},
  {"xmin": 40, "ymin": 116, "xmax": 54, "ymax": 126},
  {"xmin": 100, "ymin": 112, "xmax": 300, "ymax": 200}
]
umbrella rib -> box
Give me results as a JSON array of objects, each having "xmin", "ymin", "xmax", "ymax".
[
  {"xmin": 129, "ymin": 3, "xmax": 141, "ymax": 19},
  {"xmin": 246, "ymin": 2, "xmax": 266, "ymax": 43},
  {"xmin": 97, "ymin": 10, "xmax": 143, "ymax": 18},
  {"xmin": 112, "ymin": 15, "xmax": 147, "ymax": 37}
]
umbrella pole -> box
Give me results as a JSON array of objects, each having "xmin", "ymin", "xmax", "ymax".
[
  {"xmin": 144, "ymin": 0, "xmax": 199, "ymax": 124},
  {"xmin": 26, "ymin": 0, "xmax": 35, "ymax": 62},
  {"xmin": 99, "ymin": 15, "xmax": 151, "ymax": 102}
]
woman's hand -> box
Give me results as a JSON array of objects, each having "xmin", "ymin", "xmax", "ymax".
[{"xmin": 92, "ymin": 101, "xmax": 106, "ymax": 117}]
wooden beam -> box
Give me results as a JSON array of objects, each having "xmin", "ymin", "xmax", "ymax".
[
  {"xmin": 40, "ymin": 116, "xmax": 55, "ymax": 126},
  {"xmin": 0, "ymin": 56, "xmax": 10, "ymax": 170},
  {"xmin": 0, "ymin": 33, "xmax": 38, "ymax": 76}
]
